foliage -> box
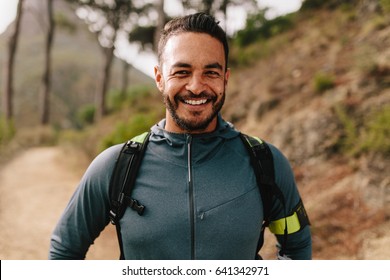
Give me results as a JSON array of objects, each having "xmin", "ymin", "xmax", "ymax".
[
  {"xmin": 66, "ymin": 0, "xmax": 137, "ymax": 32},
  {"xmin": 301, "ymin": 0, "xmax": 327, "ymax": 10},
  {"xmin": 73, "ymin": 85, "xmax": 156, "ymax": 129},
  {"xmin": 313, "ymin": 72, "xmax": 335, "ymax": 93},
  {"xmin": 300, "ymin": 0, "xmax": 359, "ymax": 10},
  {"xmin": 230, "ymin": 40, "xmax": 269, "ymax": 66},
  {"xmin": 360, "ymin": 105, "xmax": 390, "ymax": 154},
  {"xmin": 55, "ymin": 12, "xmax": 77, "ymax": 34},
  {"xmin": 76, "ymin": 104, "xmax": 96, "ymax": 128},
  {"xmin": 334, "ymin": 104, "xmax": 390, "ymax": 156},
  {"xmin": 129, "ymin": 25, "xmax": 155, "ymax": 50},
  {"xmin": 99, "ymin": 113, "xmax": 158, "ymax": 151},
  {"xmin": 379, "ymin": 0, "xmax": 390, "ymax": 13},
  {"xmin": 64, "ymin": 0, "xmax": 154, "ymax": 121},
  {"xmin": 231, "ymin": 11, "xmax": 294, "ymax": 65},
  {"xmin": 234, "ymin": 11, "xmax": 294, "ymax": 47},
  {"xmin": 0, "ymin": 118, "xmax": 16, "ymax": 145},
  {"xmin": 107, "ymin": 85, "xmax": 154, "ymax": 112},
  {"xmin": 181, "ymin": 0, "xmax": 258, "ymax": 19},
  {"xmin": 334, "ymin": 104, "xmax": 358, "ymax": 155},
  {"xmin": 230, "ymin": 31, "xmax": 290, "ymax": 67},
  {"xmin": 355, "ymin": 45, "xmax": 379, "ymax": 75}
]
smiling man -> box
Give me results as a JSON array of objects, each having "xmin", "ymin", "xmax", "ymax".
[
  {"xmin": 49, "ymin": 13, "xmax": 312, "ymax": 260},
  {"xmin": 155, "ymin": 30, "xmax": 229, "ymax": 133}
]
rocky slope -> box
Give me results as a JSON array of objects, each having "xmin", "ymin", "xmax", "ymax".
[{"xmin": 223, "ymin": 6, "xmax": 389, "ymax": 259}]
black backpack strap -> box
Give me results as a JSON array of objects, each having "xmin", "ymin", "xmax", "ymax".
[
  {"xmin": 239, "ymin": 133, "xmax": 288, "ymax": 258},
  {"xmin": 108, "ymin": 131, "xmax": 151, "ymax": 259}
]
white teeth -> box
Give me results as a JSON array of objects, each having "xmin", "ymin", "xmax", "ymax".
[{"xmin": 184, "ymin": 99, "xmax": 207, "ymax": 105}]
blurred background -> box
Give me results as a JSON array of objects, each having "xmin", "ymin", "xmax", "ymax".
[{"xmin": 0, "ymin": 0, "xmax": 389, "ymax": 260}]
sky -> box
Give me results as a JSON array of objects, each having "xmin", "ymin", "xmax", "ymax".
[{"xmin": 0, "ymin": 0, "xmax": 302, "ymax": 77}]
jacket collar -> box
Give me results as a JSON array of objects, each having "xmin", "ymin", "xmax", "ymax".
[{"xmin": 150, "ymin": 114, "xmax": 240, "ymax": 145}]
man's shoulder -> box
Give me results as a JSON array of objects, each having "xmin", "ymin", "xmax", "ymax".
[
  {"xmin": 84, "ymin": 143, "xmax": 125, "ymax": 177},
  {"xmin": 240, "ymin": 134, "xmax": 293, "ymax": 174}
]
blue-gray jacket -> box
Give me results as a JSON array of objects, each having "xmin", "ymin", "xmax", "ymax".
[{"xmin": 49, "ymin": 116, "xmax": 311, "ymax": 259}]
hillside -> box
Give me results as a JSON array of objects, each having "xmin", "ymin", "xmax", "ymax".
[{"xmin": 223, "ymin": 5, "xmax": 389, "ymax": 259}]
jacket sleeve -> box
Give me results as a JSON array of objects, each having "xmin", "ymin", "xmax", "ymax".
[
  {"xmin": 268, "ymin": 143, "xmax": 312, "ymax": 260},
  {"xmin": 48, "ymin": 145, "xmax": 121, "ymax": 259}
]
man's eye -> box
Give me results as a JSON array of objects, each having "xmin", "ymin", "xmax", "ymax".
[
  {"xmin": 174, "ymin": 70, "xmax": 190, "ymax": 76},
  {"xmin": 206, "ymin": 71, "xmax": 221, "ymax": 77}
]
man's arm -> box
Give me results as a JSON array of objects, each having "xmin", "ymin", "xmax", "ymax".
[
  {"xmin": 49, "ymin": 145, "xmax": 121, "ymax": 259},
  {"xmin": 268, "ymin": 143, "xmax": 312, "ymax": 260}
]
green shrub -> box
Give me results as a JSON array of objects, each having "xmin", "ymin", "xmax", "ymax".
[
  {"xmin": 234, "ymin": 11, "xmax": 294, "ymax": 47},
  {"xmin": 360, "ymin": 105, "xmax": 390, "ymax": 154},
  {"xmin": 0, "ymin": 117, "xmax": 16, "ymax": 145},
  {"xmin": 99, "ymin": 113, "xmax": 158, "ymax": 151},
  {"xmin": 55, "ymin": 12, "xmax": 77, "ymax": 33},
  {"xmin": 107, "ymin": 85, "xmax": 153, "ymax": 112},
  {"xmin": 301, "ymin": 0, "xmax": 326, "ymax": 10},
  {"xmin": 334, "ymin": 104, "xmax": 390, "ymax": 156},
  {"xmin": 314, "ymin": 72, "xmax": 335, "ymax": 93},
  {"xmin": 230, "ymin": 42, "xmax": 270, "ymax": 67},
  {"xmin": 107, "ymin": 89, "xmax": 124, "ymax": 112},
  {"xmin": 334, "ymin": 104, "xmax": 358, "ymax": 154},
  {"xmin": 127, "ymin": 85, "xmax": 153, "ymax": 106},
  {"xmin": 76, "ymin": 104, "xmax": 95, "ymax": 127},
  {"xmin": 379, "ymin": 0, "xmax": 390, "ymax": 13},
  {"xmin": 301, "ymin": 0, "xmax": 359, "ymax": 10}
]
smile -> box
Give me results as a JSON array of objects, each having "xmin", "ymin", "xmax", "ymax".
[{"xmin": 183, "ymin": 99, "xmax": 208, "ymax": 105}]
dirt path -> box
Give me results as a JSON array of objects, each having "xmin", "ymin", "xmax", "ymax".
[{"xmin": 0, "ymin": 146, "xmax": 118, "ymax": 260}]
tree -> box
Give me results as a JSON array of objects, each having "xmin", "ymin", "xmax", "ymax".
[
  {"xmin": 128, "ymin": 0, "xmax": 167, "ymax": 54},
  {"xmin": 66, "ymin": 0, "xmax": 141, "ymax": 122},
  {"xmin": 40, "ymin": 0, "xmax": 55, "ymax": 125},
  {"xmin": 2, "ymin": 0, "xmax": 25, "ymax": 122},
  {"xmin": 182, "ymin": 0, "xmax": 257, "ymax": 33},
  {"xmin": 154, "ymin": 0, "xmax": 165, "ymax": 53},
  {"xmin": 120, "ymin": 60, "xmax": 130, "ymax": 98}
]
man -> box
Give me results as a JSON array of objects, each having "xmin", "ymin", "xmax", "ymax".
[{"xmin": 49, "ymin": 13, "xmax": 311, "ymax": 260}]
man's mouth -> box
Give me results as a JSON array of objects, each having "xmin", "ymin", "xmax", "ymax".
[{"xmin": 183, "ymin": 99, "xmax": 208, "ymax": 105}]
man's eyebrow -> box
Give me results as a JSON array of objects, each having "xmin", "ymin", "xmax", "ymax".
[
  {"xmin": 172, "ymin": 62, "xmax": 192, "ymax": 68},
  {"xmin": 171, "ymin": 62, "xmax": 223, "ymax": 70},
  {"xmin": 205, "ymin": 63, "xmax": 223, "ymax": 70}
]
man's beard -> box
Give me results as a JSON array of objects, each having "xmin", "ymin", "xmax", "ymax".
[{"xmin": 163, "ymin": 90, "xmax": 225, "ymax": 132}]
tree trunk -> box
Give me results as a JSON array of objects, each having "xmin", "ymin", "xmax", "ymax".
[
  {"xmin": 154, "ymin": 0, "xmax": 165, "ymax": 53},
  {"xmin": 41, "ymin": 0, "xmax": 55, "ymax": 125},
  {"xmin": 2, "ymin": 0, "xmax": 24, "ymax": 121},
  {"xmin": 121, "ymin": 60, "xmax": 130, "ymax": 99},
  {"xmin": 95, "ymin": 46, "xmax": 115, "ymax": 122}
]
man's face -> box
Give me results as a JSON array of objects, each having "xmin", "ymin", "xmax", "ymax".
[{"xmin": 154, "ymin": 32, "xmax": 230, "ymax": 134}]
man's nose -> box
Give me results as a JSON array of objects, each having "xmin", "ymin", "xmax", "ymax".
[{"xmin": 185, "ymin": 74, "xmax": 206, "ymax": 95}]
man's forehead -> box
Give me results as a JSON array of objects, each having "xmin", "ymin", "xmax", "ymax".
[
  {"xmin": 162, "ymin": 32, "xmax": 226, "ymax": 68},
  {"xmin": 166, "ymin": 31, "xmax": 221, "ymax": 46}
]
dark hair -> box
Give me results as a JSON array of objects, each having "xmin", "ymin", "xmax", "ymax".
[{"xmin": 157, "ymin": 12, "xmax": 229, "ymax": 69}]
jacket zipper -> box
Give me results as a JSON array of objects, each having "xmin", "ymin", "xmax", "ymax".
[{"xmin": 187, "ymin": 135, "xmax": 195, "ymax": 259}]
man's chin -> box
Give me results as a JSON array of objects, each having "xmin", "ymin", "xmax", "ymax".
[{"xmin": 174, "ymin": 114, "xmax": 215, "ymax": 133}]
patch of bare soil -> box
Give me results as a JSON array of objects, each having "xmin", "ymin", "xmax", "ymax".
[
  {"xmin": 0, "ymin": 146, "xmax": 118, "ymax": 260},
  {"xmin": 294, "ymin": 160, "xmax": 390, "ymax": 260}
]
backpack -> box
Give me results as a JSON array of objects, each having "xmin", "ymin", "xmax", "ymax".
[{"xmin": 108, "ymin": 131, "xmax": 307, "ymax": 259}]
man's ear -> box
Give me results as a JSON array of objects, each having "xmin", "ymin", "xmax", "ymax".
[
  {"xmin": 225, "ymin": 68, "xmax": 230, "ymax": 86},
  {"xmin": 154, "ymin": 65, "xmax": 164, "ymax": 92}
]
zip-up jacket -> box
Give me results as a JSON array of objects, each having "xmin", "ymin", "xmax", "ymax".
[{"xmin": 49, "ymin": 116, "xmax": 312, "ymax": 259}]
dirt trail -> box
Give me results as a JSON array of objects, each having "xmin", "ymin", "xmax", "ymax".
[{"xmin": 0, "ymin": 146, "xmax": 118, "ymax": 260}]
